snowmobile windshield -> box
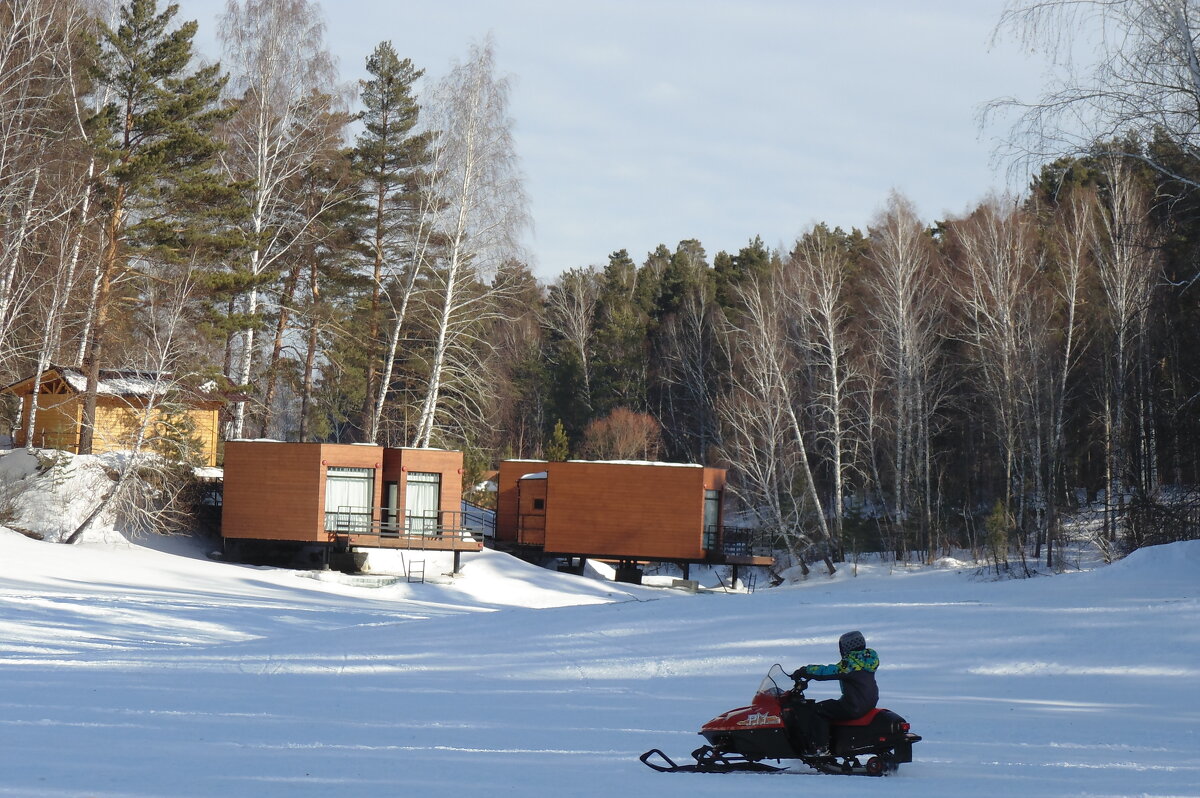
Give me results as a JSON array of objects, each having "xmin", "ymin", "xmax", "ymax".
[{"xmin": 754, "ymin": 664, "xmax": 791, "ymax": 701}]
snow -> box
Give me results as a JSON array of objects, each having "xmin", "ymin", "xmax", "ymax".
[
  {"xmin": 56, "ymin": 366, "xmax": 165, "ymax": 396},
  {"xmin": 0, "ymin": 450, "xmax": 1196, "ymax": 796}
]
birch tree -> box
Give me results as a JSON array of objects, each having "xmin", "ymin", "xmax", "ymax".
[
  {"xmin": 862, "ymin": 193, "xmax": 946, "ymax": 558},
  {"xmin": 951, "ymin": 198, "xmax": 1048, "ymax": 568},
  {"xmin": 992, "ymin": 1, "xmax": 1200, "ymax": 223},
  {"xmin": 0, "ymin": 0, "xmax": 90, "ymax": 376},
  {"xmin": 410, "ymin": 38, "xmax": 528, "ymax": 448},
  {"xmin": 786, "ymin": 225, "xmax": 861, "ymax": 554},
  {"xmin": 218, "ymin": 0, "xmax": 340, "ymax": 439},
  {"xmin": 1094, "ymin": 157, "xmax": 1161, "ymax": 547},
  {"xmin": 544, "ymin": 265, "xmax": 600, "ymax": 420},
  {"xmin": 65, "ymin": 266, "xmax": 205, "ymax": 543},
  {"xmin": 719, "ymin": 273, "xmax": 837, "ymax": 573}
]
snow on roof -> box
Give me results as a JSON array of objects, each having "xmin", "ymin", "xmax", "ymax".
[
  {"xmin": 58, "ymin": 367, "xmax": 168, "ymax": 397},
  {"xmin": 504, "ymin": 459, "xmax": 704, "ymax": 468},
  {"xmin": 567, "ymin": 459, "xmax": 704, "ymax": 468},
  {"xmin": 519, "ymin": 471, "xmax": 547, "ymax": 480}
]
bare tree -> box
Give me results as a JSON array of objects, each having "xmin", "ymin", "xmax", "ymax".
[
  {"xmin": 784, "ymin": 226, "xmax": 863, "ymax": 556},
  {"xmin": 410, "ymin": 38, "xmax": 529, "ymax": 448},
  {"xmin": 1042, "ymin": 185, "xmax": 1096, "ymax": 566},
  {"xmin": 951, "ymin": 197, "xmax": 1048, "ymax": 569},
  {"xmin": 65, "ymin": 267, "xmax": 206, "ymax": 543},
  {"xmin": 1093, "ymin": 157, "xmax": 1161, "ymax": 549},
  {"xmin": 719, "ymin": 273, "xmax": 837, "ymax": 573},
  {"xmin": 0, "ymin": 0, "xmax": 90, "ymax": 376},
  {"xmin": 544, "ymin": 265, "xmax": 600, "ymax": 411},
  {"xmin": 218, "ymin": 0, "xmax": 341, "ymax": 439},
  {"xmin": 991, "ymin": 1, "xmax": 1200, "ymax": 208},
  {"xmin": 580, "ymin": 407, "xmax": 663, "ymax": 460},
  {"xmin": 862, "ymin": 193, "xmax": 946, "ymax": 558}
]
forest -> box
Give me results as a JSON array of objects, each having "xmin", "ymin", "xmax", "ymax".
[{"xmin": 3, "ymin": 0, "xmax": 1200, "ymax": 568}]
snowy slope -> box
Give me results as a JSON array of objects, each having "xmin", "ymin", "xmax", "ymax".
[{"xmin": 0, "ymin": 529, "xmax": 1196, "ymax": 798}]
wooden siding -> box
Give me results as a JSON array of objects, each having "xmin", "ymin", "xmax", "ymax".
[
  {"xmin": 495, "ymin": 460, "xmax": 723, "ymax": 560},
  {"xmin": 496, "ymin": 460, "xmax": 545, "ymax": 543},
  {"xmin": 15, "ymin": 393, "xmax": 79, "ymax": 451},
  {"xmin": 516, "ymin": 475, "xmax": 547, "ymax": 545},
  {"xmin": 222, "ymin": 442, "xmax": 385, "ymax": 542},
  {"xmin": 222, "ymin": 443, "xmax": 466, "ymax": 546},
  {"xmin": 13, "ymin": 393, "xmax": 220, "ymax": 467},
  {"xmin": 382, "ymin": 448, "xmax": 463, "ymax": 522},
  {"xmin": 223, "ymin": 442, "xmax": 327, "ymax": 542}
]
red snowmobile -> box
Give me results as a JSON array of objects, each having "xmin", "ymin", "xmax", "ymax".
[{"xmin": 640, "ymin": 664, "xmax": 921, "ymax": 776}]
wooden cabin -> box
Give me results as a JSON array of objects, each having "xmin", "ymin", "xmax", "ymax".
[
  {"xmin": 495, "ymin": 459, "xmax": 774, "ymax": 578},
  {"xmin": 2, "ymin": 365, "xmax": 222, "ymax": 466},
  {"xmin": 220, "ymin": 441, "xmax": 481, "ymax": 570}
]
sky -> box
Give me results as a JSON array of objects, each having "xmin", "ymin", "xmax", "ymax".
[{"xmin": 175, "ymin": 0, "xmax": 1051, "ymax": 279}]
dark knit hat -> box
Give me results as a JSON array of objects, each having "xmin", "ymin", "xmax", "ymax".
[{"xmin": 839, "ymin": 630, "xmax": 866, "ymax": 656}]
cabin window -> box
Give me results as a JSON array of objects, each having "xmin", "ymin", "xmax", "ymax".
[
  {"xmin": 405, "ymin": 471, "xmax": 441, "ymax": 535},
  {"xmin": 533, "ymin": 498, "xmax": 545, "ymax": 511},
  {"xmin": 325, "ymin": 467, "xmax": 374, "ymax": 533},
  {"xmin": 382, "ymin": 481, "xmax": 399, "ymax": 534},
  {"xmin": 703, "ymin": 489, "xmax": 721, "ymax": 549}
]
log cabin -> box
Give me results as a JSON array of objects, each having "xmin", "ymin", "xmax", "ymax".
[
  {"xmin": 3, "ymin": 365, "xmax": 223, "ymax": 466},
  {"xmin": 495, "ymin": 459, "xmax": 774, "ymax": 581},
  {"xmin": 220, "ymin": 441, "xmax": 481, "ymax": 572}
]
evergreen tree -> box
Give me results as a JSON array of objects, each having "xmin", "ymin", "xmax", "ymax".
[
  {"xmin": 79, "ymin": 0, "xmax": 243, "ymax": 454},
  {"xmin": 352, "ymin": 41, "xmax": 430, "ymax": 442},
  {"xmin": 714, "ymin": 234, "xmax": 773, "ymax": 311},
  {"xmin": 592, "ymin": 249, "xmax": 648, "ymax": 414},
  {"xmin": 545, "ymin": 419, "xmax": 570, "ymax": 461}
]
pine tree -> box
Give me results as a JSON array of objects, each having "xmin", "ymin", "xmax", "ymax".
[
  {"xmin": 545, "ymin": 419, "xmax": 570, "ymax": 461},
  {"xmin": 79, "ymin": 0, "xmax": 242, "ymax": 454},
  {"xmin": 592, "ymin": 249, "xmax": 648, "ymax": 414},
  {"xmin": 352, "ymin": 41, "xmax": 430, "ymax": 442},
  {"xmin": 714, "ymin": 235, "xmax": 773, "ymax": 311}
]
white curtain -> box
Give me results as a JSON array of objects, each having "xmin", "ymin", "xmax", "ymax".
[
  {"xmin": 325, "ymin": 468, "xmax": 374, "ymax": 531},
  {"xmin": 405, "ymin": 472, "xmax": 440, "ymax": 534}
]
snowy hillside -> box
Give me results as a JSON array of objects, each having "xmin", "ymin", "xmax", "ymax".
[{"xmin": 0, "ymin": 526, "xmax": 1196, "ymax": 797}]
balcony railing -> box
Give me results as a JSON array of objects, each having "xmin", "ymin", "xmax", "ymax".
[
  {"xmin": 325, "ymin": 509, "xmax": 490, "ymax": 546},
  {"xmin": 706, "ymin": 524, "xmax": 775, "ymax": 560},
  {"xmin": 510, "ymin": 518, "xmax": 773, "ymax": 561}
]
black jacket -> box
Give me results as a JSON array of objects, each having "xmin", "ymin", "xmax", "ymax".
[{"xmin": 800, "ymin": 647, "xmax": 880, "ymax": 717}]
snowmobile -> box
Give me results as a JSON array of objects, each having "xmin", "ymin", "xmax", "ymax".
[{"xmin": 640, "ymin": 664, "xmax": 921, "ymax": 776}]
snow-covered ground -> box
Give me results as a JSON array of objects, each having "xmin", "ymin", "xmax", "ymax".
[{"xmin": 0, "ymin": 524, "xmax": 1195, "ymax": 798}]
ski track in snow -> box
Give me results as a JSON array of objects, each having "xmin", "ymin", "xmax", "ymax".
[{"xmin": 0, "ymin": 529, "xmax": 1196, "ymax": 797}]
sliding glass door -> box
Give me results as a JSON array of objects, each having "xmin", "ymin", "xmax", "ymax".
[{"xmin": 405, "ymin": 471, "xmax": 441, "ymax": 535}]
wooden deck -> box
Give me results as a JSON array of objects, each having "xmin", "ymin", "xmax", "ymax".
[
  {"xmin": 339, "ymin": 531, "xmax": 483, "ymax": 552},
  {"xmin": 721, "ymin": 553, "xmax": 776, "ymax": 566}
]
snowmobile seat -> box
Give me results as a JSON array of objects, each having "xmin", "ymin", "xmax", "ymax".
[{"xmin": 831, "ymin": 708, "xmax": 884, "ymax": 727}]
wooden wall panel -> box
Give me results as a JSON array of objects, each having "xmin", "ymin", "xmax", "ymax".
[
  {"xmin": 496, "ymin": 460, "xmax": 546, "ymax": 542},
  {"xmin": 18, "ymin": 394, "xmax": 79, "ymax": 450},
  {"xmin": 222, "ymin": 442, "xmax": 332, "ymax": 542},
  {"xmin": 541, "ymin": 462, "xmax": 708, "ymax": 560},
  {"xmin": 387, "ymin": 448, "xmax": 464, "ymax": 518},
  {"xmin": 223, "ymin": 443, "xmax": 466, "ymax": 543},
  {"xmin": 190, "ymin": 407, "xmax": 220, "ymax": 466}
]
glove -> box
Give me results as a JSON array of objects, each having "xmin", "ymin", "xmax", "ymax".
[{"xmin": 791, "ymin": 667, "xmax": 809, "ymax": 679}]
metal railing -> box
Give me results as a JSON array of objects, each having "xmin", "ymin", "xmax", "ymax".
[
  {"xmin": 324, "ymin": 509, "xmax": 487, "ymax": 545},
  {"xmin": 707, "ymin": 524, "xmax": 775, "ymax": 560}
]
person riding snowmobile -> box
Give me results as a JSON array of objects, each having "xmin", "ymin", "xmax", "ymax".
[{"xmin": 786, "ymin": 630, "xmax": 879, "ymax": 755}]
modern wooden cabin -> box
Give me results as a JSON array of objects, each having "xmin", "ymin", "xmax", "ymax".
[
  {"xmin": 495, "ymin": 459, "xmax": 774, "ymax": 580},
  {"xmin": 3, "ymin": 365, "xmax": 222, "ymax": 466},
  {"xmin": 220, "ymin": 441, "xmax": 481, "ymax": 572}
]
